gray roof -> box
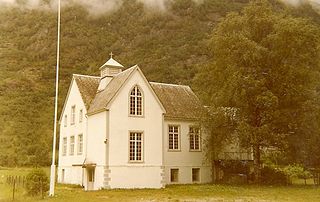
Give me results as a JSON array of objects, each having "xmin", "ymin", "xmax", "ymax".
[
  {"xmin": 87, "ymin": 65, "xmax": 137, "ymax": 114},
  {"xmin": 150, "ymin": 82, "xmax": 202, "ymax": 120},
  {"xmin": 73, "ymin": 75, "xmax": 100, "ymax": 110},
  {"xmin": 72, "ymin": 66, "xmax": 202, "ymax": 120}
]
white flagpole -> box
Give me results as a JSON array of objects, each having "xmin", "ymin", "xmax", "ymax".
[{"xmin": 49, "ymin": 0, "xmax": 61, "ymax": 197}]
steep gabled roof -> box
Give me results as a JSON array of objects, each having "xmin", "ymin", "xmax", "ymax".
[
  {"xmin": 73, "ymin": 74, "xmax": 100, "ymax": 110},
  {"xmin": 150, "ymin": 82, "xmax": 203, "ymax": 120},
  {"xmin": 87, "ymin": 65, "xmax": 137, "ymax": 114}
]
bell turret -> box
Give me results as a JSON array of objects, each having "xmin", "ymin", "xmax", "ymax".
[{"xmin": 98, "ymin": 53, "xmax": 124, "ymax": 91}]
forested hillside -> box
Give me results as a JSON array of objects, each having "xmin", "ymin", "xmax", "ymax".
[{"xmin": 0, "ymin": 0, "xmax": 319, "ymax": 166}]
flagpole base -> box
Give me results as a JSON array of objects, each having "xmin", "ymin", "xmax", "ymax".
[{"xmin": 49, "ymin": 164, "xmax": 56, "ymax": 196}]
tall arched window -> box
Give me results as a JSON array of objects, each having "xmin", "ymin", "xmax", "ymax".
[{"xmin": 129, "ymin": 85, "xmax": 143, "ymax": 116}]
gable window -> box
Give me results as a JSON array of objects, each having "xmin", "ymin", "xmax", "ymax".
[
  {"xmin": 70, "ymin": 136, "xmax": 75, "ymax": 155},
  {"xmin": 64, "ymin": 115, "xmax": 67, "ymax": 127},
  {"xmin": 168, "ymin": 125, "xmax": 180, "ymax": 150},
  {"xmin": 71, "ymin": 105, "xmax": 76, "ymax": 125},
  {"xmin": 129, "ymin": 86, "xmax": 143, "ymax": 116},
  {"xmin": 189, "ymin": 127, "xmax": 201, "ymax": 151},
  {"xmin": 79, "ymin": 109, "xmax": 83, "ymax": 123},
  {"xmin": 77, "ymin": 134, "xmax": 83, "ymax": 155},
  {"xmin": 192, "ymin": 168, "xmax": 200, "ymax": 182},
  {"xmin": 129, "ymin": 132, "xmax": 143, "ymax": 162},
  {"xmin": 170, "ymin": 169, "xmax": 179, "ymax": 182},
  {"xmin": 62, "ymin": 137, "xmax": 67, "ymax": 156}
]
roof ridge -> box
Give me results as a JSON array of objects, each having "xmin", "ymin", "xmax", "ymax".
[
  {"xmin": 112, "ymin": 65, "xmax": 138, "ymax": 77},
  {"xmin": 149, "ymin": 81, "xmax": 190, "ymax": 88},
  {"xmin": 73, "ymin": 74, "xmax": 100, "ymax": 78}
]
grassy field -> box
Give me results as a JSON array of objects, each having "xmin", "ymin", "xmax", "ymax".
[{"xmin": 1, "ymin": 167, "xmax": 320, "ymax": 202}]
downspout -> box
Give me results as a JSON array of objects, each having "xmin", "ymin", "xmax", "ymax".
[
  {"xmin": 162, "ymin": 113, "xmax": 165, "ymax": 187},
  {"xmin": 84, "ymin": 114, "xmax": 89, "ymax": 190}
]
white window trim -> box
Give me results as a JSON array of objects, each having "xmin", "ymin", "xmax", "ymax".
[
  {"xmin": 79, "ymin": 109, "xmax": 83, "ymax": 123},
  {"xmin": 64, "ymin": 115, "xmax": 67, "ymax": 127},
  {"xmin": 71, "ymin": 105, "xmax": 76, "ymax": 125},
  {"xmin": 62, "ymin": 137, "xmax": 67, "ymax": 156},
  {"xmin": 189, "ymin": 126, "xmax": 201, "ymax": 152},
  {"xmin": 128, "ymin": 131, "xmax": 144, "ymax": 163},
  {"xmin": 129, "ymin": 85, "xmax": 144, "ymax": 117},
  {"xmin": 70, "ymin": 135, "xmax": 75, "ymax": 156},
  {"xmin": 170, "ymin": 168, "xmax": 179, "ymax": 183},
  {"xmin": 77, "ymin": 134, "xmax": 83, "ymax": 155},
  {"xmin": 192, "ymin": 168, "xmax": 201, "ymax": 183},
  {"xmin": 168, "ymin": 125, "xmax": 180, "ymax": 151}
]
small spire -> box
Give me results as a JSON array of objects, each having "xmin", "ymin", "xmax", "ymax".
[{"xmin": 109, "ymin": 52, "xmax": 113, "ymax": 58}]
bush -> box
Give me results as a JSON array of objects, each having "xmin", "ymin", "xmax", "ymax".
[
  {"xmin": 25, "ymin": 168, "xmax": 49, "ymax": 196},
  {"xmin": 260, "ymin": 166, "xmax": 288, "ymax": 185},
  {"xmin": 283, "ymin": 164, "xmax": 312, "ymax": 179},
  {"xmin": 283, "ymin": 164, "xmax": 312, "ymax": 184}
]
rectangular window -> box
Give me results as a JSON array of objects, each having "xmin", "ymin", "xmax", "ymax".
[
  {"xmin": 192, "ymin": 168, "xmax": 200, "ymax": 182},
  {"xmin": 168, "ymin": 125, "xmax": 179, "ymax": 150},
  {"xmin": 64, "ymin": 115, "xmax": 67, "ymax": 127},
  {"xmin": 77, "ymin": 134, "xmax": 83, "ymax": 155},
  {"xmin": 79, "ymin": 109, "xmax": 83, "ymax": 123},
  {"xmin": 189, "ymin": 127, "xmax": 201, "ymax": 151},
  {"xmin": 70, "ymin": 136, "xmax": 75, "ymax": 155},
  {"xmin": 71, "ymin": 105, "xmax": 76, "ymax": 125},
  {"xmin": 62, "ymin": 137, "xmax": 67, "ymax": 156},
  {"xmin": 170, "ymin": 169, "xmax": 179, "ymax": 182},
  {"xmin": 129, "ymin": 132, "xmax": 143, "ymax": 162}
]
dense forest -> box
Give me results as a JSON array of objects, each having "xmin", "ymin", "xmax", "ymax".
[{"xmin": 0, "ymin": 0, "xmax": 319, "ymax": 167}]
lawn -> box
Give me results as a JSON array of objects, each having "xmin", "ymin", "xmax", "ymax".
[{"xmin": 1, "ymin": 167, "xmax": 320, "ymax": 202}]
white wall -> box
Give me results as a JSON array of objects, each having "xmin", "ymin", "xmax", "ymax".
[
  {"xmin": 163, "ymin": 120, "xmax": 212, "ymax": 184},
  {"xmin": 58, "ymin": 79, "xmax": 87, "ymax": 184},
  {"xmin": 57, "ymin": 166, "xmax": 84, "ymax": 186},
  {"xmin": 106, "ymin": 69, "xmax": 165, "ymax": 188},
  {"xmin": 86, "ymin": 111, "xmax": 107, "ymax": 166}
]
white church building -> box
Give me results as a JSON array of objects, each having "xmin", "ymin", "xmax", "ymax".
[{"xmin": 57, "ymin": 55, "xmax": 212, "ymax": 190}]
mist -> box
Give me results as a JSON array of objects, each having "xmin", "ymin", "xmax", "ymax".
[
  {"xmin": 0, "ymin": 0, "xmax": 205, "ymax": 14},
  {"xmin": 280, "ymin": 0, "xmax": 320, "ymax": 7},
  {"xmin": 0, "ymin": 0, "xmax": 319, "ymax": 16}
]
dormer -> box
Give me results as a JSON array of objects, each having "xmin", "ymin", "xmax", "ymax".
[{"xmin": 98, "ymin": 53, "xmax": 124, "ymax": 91}]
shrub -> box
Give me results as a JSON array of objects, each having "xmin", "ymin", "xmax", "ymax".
[
  {"xmin": 283, "ymin": 164, "xmax": 312, "ymax": 184},
  {"xmin": 260, "ymin": 165, "xmax": 288, "ymax": 185},
  {"xmin": 25, "ymin": 168, "xmax": 49, "ymax": 196}
]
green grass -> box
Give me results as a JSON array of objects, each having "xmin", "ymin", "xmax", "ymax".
[{"xmin": 1, "ymin": 168, "xmax": 320, "ymax": 202}]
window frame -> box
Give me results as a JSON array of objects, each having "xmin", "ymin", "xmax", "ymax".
[
  {"xmin": 129, "ymin": 85, "xmax": 144, "ymax": 117},
  {"xmin": 189, "ymin": 126, "xmax": 201, "ymax": 152},
  {"xmin": 77, "ymin": 134, "xmax": 83, "ymax": 155},
  {"xmin": 192, "ymin": 168, "xmax": 201, "ymax": 183},
  {"xmin": 64, "ymin": 115, "xmax": 67, "ymax": 127},
  {"xmin": 170, "ymin": 168, "xmax": 179, "ymax": 183},
  {"xmin": 168, "ymin": 125, "xmax": 180, "ymax": 151},
  {"xmin": 70, "ymin": 135, "xmax": 75, "ymax": 156},
  {"xmin": 71, "ymin": 105, "xmax": 76, "ymax": 125},
  {"xmin": 79, "ymin": 109, "xmax": 83, "ymax": 123},
  {"xmin": 62, "ymin": 137, "xmax": 67, "ymax": 156},
  {"xmin": 128, "ymin": 131, "xmax": 144, "ymax": 163}
]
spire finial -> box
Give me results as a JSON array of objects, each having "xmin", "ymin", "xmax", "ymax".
[{"xmin": 109, "ymin": 52, "xmax": 113, "ymax": 58}]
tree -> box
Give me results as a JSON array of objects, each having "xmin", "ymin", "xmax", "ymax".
[{"xmin": 195, "ymin": 0, "xmax": 320, "ymax": 183}]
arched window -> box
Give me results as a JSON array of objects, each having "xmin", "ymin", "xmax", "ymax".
[{"xmin": 129, "ymin": 86, "xmax": 143, "ymax": 116}]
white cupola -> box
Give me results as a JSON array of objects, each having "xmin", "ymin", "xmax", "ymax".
[
  {"xmin": 98, "ymin": 53, "xmax": 124, "ymax": 91},
  {"xmin": 100, "ymin": 52, "xmax": 124, "ymax": 78}
]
